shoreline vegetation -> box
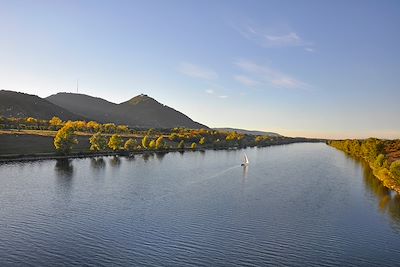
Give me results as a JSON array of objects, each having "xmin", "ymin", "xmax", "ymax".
[
  {"xmin": 328, "ymin": 139, "xmax": 400, "ymax": 193},
  {"xmin": 0, "ymin": 116, "xmax": 324, "ymax": 163}
]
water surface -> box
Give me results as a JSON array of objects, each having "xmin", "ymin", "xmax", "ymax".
[{"xmin": 1, "ymin": 143, "xmax": 400, "ymax": 266}]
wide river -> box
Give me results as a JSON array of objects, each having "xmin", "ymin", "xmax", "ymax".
[{"xmin": 1, "ymin": 143, "xmax": 400, "ymax": 266}]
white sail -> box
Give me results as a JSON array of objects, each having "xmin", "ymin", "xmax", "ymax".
[{"xmin": 244, "ymin": 153, "xmax": 249, "ymax": 164}]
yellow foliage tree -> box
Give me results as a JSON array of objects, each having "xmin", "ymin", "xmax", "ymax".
[{"xmin": 54, "ymin": 124, "xmax": 78, "ymax": 154}]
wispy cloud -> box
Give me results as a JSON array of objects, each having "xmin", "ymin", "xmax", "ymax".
[
  {"xmin": 234, "ymin": 75, "xmax": 260, "ymax": 87},
  {"xmin": 234, "ymin": 59, "xmax": 310, "ymax": 90},
  {"xmin": 205, "ymin": 89, "xmax": 214, "ymax": 94},
  {"xmin": 178, "ymin": 62, "xmax": 218, "ymax": 80},
  {"xmin": 305, "ymin": 47, "xmax": 314, "ymax": 52},
  {"xmin": 218, "ymin": 95, "xmax": 228, "ymax": 99},
  {"xmin": 235, "ymin": 22, "xmax": 312, "ymax": 48}
]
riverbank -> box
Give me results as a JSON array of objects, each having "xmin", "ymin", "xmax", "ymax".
[
  {"xmin": 327, "ymin": 139, "xmax": 400, "ymax": 194},
  {"xmin": 0, "ymin": 139, "xmax": 324, "ymax": 163}
]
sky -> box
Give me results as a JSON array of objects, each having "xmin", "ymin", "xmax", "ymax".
[{"xmin": 0, "ymin": 0, "xmax": 399, "ymax": 139}]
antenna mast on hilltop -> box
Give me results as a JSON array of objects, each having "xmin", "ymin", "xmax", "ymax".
[{"xmin": 76, "ymin": 79, "xmax": 79, "ymax": 93}]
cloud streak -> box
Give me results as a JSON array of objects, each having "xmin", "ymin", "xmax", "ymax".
[
  {"xmin": 234, "ymin": 59, "xmax": 310, "ymax": 90},
  {"xmin": 234, "ymin": 75, "xmax": 260, "ymax": 86},
  {"xmin": 178, "ymin": 62, "xmax": 218, "ymax": 80},
  {"xmin": 236, "ymin": 23, "xmax": 312, "ymax": 48}
]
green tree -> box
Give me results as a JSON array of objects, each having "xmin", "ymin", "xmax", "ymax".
[
  {"xmin": 142, "ymin": 135, "xmax": 150, "ymax": 149},
  {"xmin": 191, "ymin": 142, "xmax": 197, "ymax": 150},
  {"xmin": 89, "ymin": 132, "xmax": 107, "ymax": 151},
  {"xmin": 124, "ymin": 138, "xmax": 137, "ymax": 151},
  {"xmin": 155, "ymin": 135, "xmax": 165, "ymax": 150},
  {"xmin": 390, "ymin": 160, "xmax": 400, "ymax": 180},
  {"xmin": 54, "ymin": 124, "xmax": 78, "ymax": 154},
  {"xmin": 178, "ymin": 140, "xmax": 185, "ymax": 149},
  {"xmin": 108, "ymin": 134, "xmax": 123, "ymax": 151}
]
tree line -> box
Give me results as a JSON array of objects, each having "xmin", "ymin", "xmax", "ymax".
[{"xmin": 328, "ymin": 138, "xmax": 400, "ymax": 182}]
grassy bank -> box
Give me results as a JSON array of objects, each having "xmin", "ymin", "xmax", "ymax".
[{"xmin": 328, "ymin": 139, "xmax": 400, "ymax": 193}]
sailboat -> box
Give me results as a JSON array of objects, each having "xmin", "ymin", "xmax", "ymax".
[{"xmin": 241, "ymin": 153, "xmax": 249, "ymax": 166}]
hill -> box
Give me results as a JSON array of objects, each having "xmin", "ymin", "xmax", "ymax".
[
  {"xmin": 0, "ymin": 90, "xmax": 86, "ymax": 121},
  {"xmin": 46, "ymin": 92, "xmax": 207, "ymax": 129},
  {"xmin": 214, "ymin": 127, "xmax": 281, "ymax": 137}
]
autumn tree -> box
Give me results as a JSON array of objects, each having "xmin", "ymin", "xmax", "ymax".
[
  {"xmin": 89, "ymin": 132, "xmax": 107, "ymax": 151},
  {"xmin": 124, "ymin": 138, "xmax": 137, "ymax": 151},
  {"xmin": 49, "ymin": 116, "xmax": 63, "ymax": 127},
  {"xmin": 169, "ymin": 133, "xmax": 179, "ymax": 141},
  {"xmin": 108, "ymin": 134, "xmax": 123, "ymax": 151},
  {"xmin": 54, "ymin": 124, "xmax": 78, "ymax": 154},
  {"xmin": 87, "ymin": 121, "xmax": 101, "ymax": 132},
  {"xmin": 117, "ymin": 125, "xmax": 129, "ymax": 134},
  {"xmin": 191, "ymin": 142, "xmax": 197, "ymax": 150},
  {"xmin": 149, "ymin": 140, "xmax": 156, "ymax": 150},
  {"xmin": 178, "ymin": 140, "xmax": 185, "ymax": 149},
  {"xmin": 142, "ymin": 135, "xmax": 150, "ymax": 149},
  {"xmin": 155, "ymin": 135, "xmax": 165, "ymax": 150},
  {"xmin": 391, "ymin": 160, "xmax": 400, "ymax": 181},
  {"xmin": 104, "ymin": 123, "xmax": 116, "ymax": 133},
  {"xmin": 199, "ymin": 137, "xmax": 206, "ymax": 145}
]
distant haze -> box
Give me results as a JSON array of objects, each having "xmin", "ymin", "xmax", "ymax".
[{"xmin": 1, "ymin": 1, "xmax": 399, "ymax": 139}]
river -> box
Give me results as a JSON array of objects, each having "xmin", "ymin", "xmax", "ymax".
[{"xmin": 1, "ymin": 143, "xmax": 399, "ymax": 266}]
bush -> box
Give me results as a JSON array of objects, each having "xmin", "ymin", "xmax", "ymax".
[
  {"xmin": 191, "ymin": 142, "xmax": 197, "ymax": 150},
  {"xmin": 390, "ymin": 160, "xmax": 400, "ymax": 180}
]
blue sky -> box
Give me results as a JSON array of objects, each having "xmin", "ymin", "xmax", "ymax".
[{"xmin": 1, "ymin": 0, "xmax": 399, "ymax": 138}]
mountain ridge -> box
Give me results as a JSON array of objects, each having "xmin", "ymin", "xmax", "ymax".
[
  {"xmin": 213, "ymin": 127, "xmax": 281, "ymax": 137},
  {"xmin": 0, "ymin": 90, "xmax": 87, "ymax": 121},
  {"xmin": 46, "ymin": 92, "xmax": 207, "ymax": 129}
]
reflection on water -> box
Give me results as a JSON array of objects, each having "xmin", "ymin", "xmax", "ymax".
[
  {"xmin": 90, "ymin": 158, "xmax": 106, "ymax": 170},
  {"xmin": 362, "ymin": 161, "xmax": 400, "ymax": 231},
  {"xmin": 109, "ymin": 156, "xmax": 121, "ymax": 167},
  {"xmin": 242, "ymin": 165, "xmax": 249, "ymax": 181},
  {"xmin": 142, "ymin": 153, "xmax": 152, "ymax": 162},
  {"xmin": 54, "ymin": 159, "xmax": 73, "ymax": 178},
  {"xmin": 156, "ymin": 152, "xmax": 166, "ymax": 161}
]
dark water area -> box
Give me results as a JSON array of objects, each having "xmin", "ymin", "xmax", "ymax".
[{"xmin": 1, "ymin": 143, "xmax": 400, "ymax": 266}]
